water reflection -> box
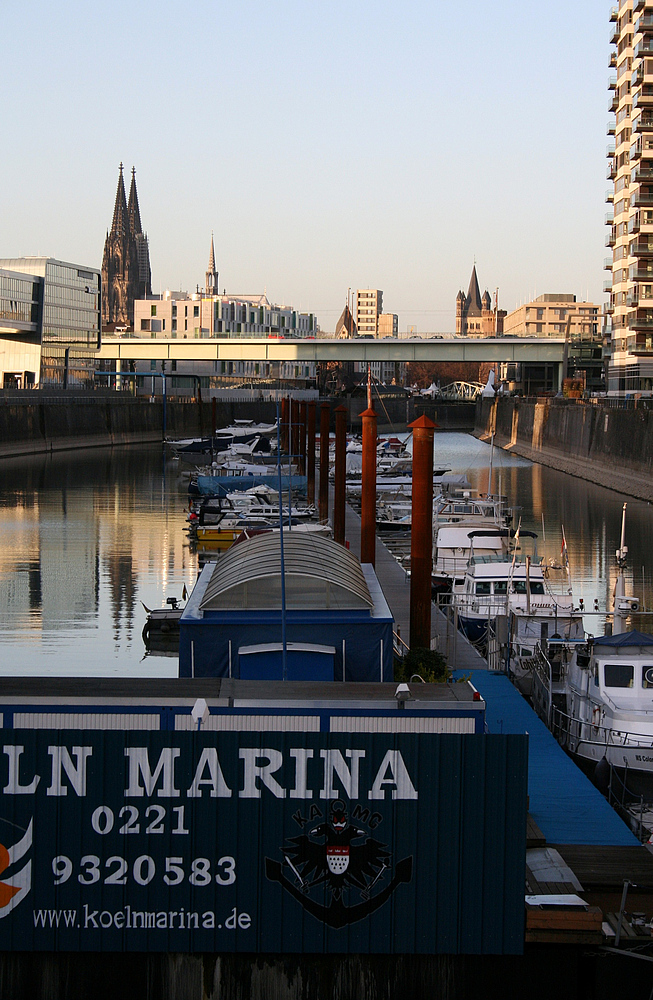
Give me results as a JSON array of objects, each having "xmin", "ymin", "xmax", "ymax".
[
  {"xmin": 0, "ymin": 448, "xmax": 194, "ymax": 676},
  {"xmin": 0, "ymin": 436, "xmax": 651, "ymax": 676}
]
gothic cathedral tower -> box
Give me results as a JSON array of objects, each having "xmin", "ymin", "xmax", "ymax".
[{"xmin": 101, "ymin": 164, "xmax": 151, "ymax": 330}]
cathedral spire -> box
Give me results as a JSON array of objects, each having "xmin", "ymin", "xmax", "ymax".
[
  {"xmin": 206, "ymin": 232, "xmax": 218, "ymax": 294},
  {"xmin": 127, "ymin": 166, "xmax": 143, "ymax": 237},
  {"xmin": 110, "ymin": 163, "xmax": 128, "ymax": 237}
]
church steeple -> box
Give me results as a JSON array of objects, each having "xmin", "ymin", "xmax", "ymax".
[
  {"xmin": 127, "ymin": 166, "xmax": 143, "ymax": 237},
  {"xmin": 110, "ymin": 163, "xmax": 128, "ymax": 237},
  {"xmin": 206, "ymin": 233, "xmax": 218, "ymax": 294}
]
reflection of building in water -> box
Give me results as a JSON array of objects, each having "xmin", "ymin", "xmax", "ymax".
[{"xmin": 0, "ymin": 495, "xmax": 100, "ymax": 631}]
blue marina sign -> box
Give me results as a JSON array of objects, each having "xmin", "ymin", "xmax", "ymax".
[{"xmin": 0, "ymin": 732, "xmax": 527, "ymax": 954}]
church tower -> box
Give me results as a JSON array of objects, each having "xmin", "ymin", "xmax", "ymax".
[
  {"xmin": 101, "ymin": 163, "xmax": 150, "ymax": 330},
  {"xmin": 205, "ymin": 233, "xmax": 218, "ymax": 295},
  {"xmin": 128, "ymin": 167, "xmax": 151, "ymax": 300}
]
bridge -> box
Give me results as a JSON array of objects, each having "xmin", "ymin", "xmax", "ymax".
[{"xmin": 98, "ymin": 336, "xmax": 566, "ymax": 365}]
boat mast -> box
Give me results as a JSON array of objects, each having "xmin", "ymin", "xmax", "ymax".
[{"xmin": 613, "ymin": 502, "xmax": 628, "ymax": 636}]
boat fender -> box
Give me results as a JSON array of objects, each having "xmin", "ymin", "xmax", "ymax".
[
  {"xmin": 592, "ymin": 706, "xmax": 601, "ymax": 729},
  {"xmin": 593, "ymin": 756, "xmax": 610, "ymax": 793}
]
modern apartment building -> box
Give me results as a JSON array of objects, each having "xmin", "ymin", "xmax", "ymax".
[
  {"xmin": 607, "ymin": 0, "xmax": 653, "ymax": 393},
  {"xmin": 356, "ymin": 289, "xmax": 383, "ymax": 336},
  {"xmin": 0, "ymin": 258, "xmax": 101, "ymax": 388}
]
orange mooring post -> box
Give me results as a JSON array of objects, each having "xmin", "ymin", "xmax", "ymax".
[
  {"xmin": 307, "ymin": 400, "xmax": 316, "ymax": 505},
  {"xmin": 360, "ymin": 406, "xmax": 377, "ymax": 566},
  {"xmin": 299, "ymin": 401, "xmax": 307, "ymax": 476},
  {"xmin": 409, "ymin": 414, "xmax": 436, "ymax": 650},
  {"xmin": 280, "ymin": 396, "xmax": 289, "ymax": 453},
  {"xmin": 333, "ymin": 405, "xmax": 347, "ymax": 545},
  {"xmin": 319, "ymin": 403, "xmax": 330, "ymax": 523}
]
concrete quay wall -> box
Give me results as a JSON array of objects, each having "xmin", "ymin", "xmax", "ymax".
[
  {"xmin": 475, "ymin": 397, "xmax": 653, "ymax": 501},
  {"xmin": 0, "ymin": 397, "xmax": 477, "ymax": 458},
  {"xmin": 0, "ymin": 398, "xmax": 280, "ymax": 459}
]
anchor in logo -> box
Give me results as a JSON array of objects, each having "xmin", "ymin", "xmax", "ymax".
[{"xmin": 265, "ymin": 801, "xmax": 412, "ymax": 928}]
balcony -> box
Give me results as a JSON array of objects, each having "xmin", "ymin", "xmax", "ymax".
[
  {"xmin": 632, "ymin": 164, "xmax": 653, "ymax": 181},
  {"xmin": 606, "ymin": 211, "xmax": 616, "ymax": 225},
  {"xmin": 607, "ymin": 227, "xmax": 617, "ymax": 247},
  {"xmin": 635, "ymin": 14, "xmax": 653, "ymax": 32},
  {"xmin": 629, "ymin": 213, "xmax": 642, "ymax": 233},
  {"xmin": 628, "ymin": 312, "xmax": 653, "ymax": 328},
  {"xmin": 632, "ymin": 240, "xmax": 653, "ymax": 255},
  {"xmin": 610, "ymin": 5, "xmax": 619, "ymax": 21},
  {"xmin": 610, "ymin": 51, "xmax": 618, "ymax": 68},
  {"xmin": 610, "ymin": 24, "xmax": 620, "ymax": 45},
  {"xmin": 609, "ymin": 93, "xmax": 620, "ymax": 113},
  {"xmin": 630, "ymin": 267, "xmax": 653, "ymax": 279},
  {"xmin": 605, "ymin": 279, "xmax": 616, "ymax": 293},
  {"xmin": 607, "ymin": 142, "xmax": 616, "ymax": 157},
  {"xmin": 634, "ymin": 41, "xmax": 653, "ymax": 59},
  {"xmin": 627, "ymin": 292, "xmax": 640, "ymax": 306},
  {"xmin": 607, "ymin": 160, "xmax": 617, "ymax": 180},
  {"xmin": 607, "ymin": 188, "xmax": 615, "ymax": 203},
  {"xmin": 633, "ymin": 113, "xmax": 653, "ymax": 131},
  {"xmin": 609, "ymin": 75, "xmax": 618, "ymax": 91},
  {"xmin": 632, "ymin": 191, "xmax": 653, "ymax": 206},
  {"xmin": 631, "ymin": 140, "xmax": 642, "ymax": 160},
  {"xmin": 605, "ymin": 256, "xmax": 615, "ymax": 269},
  {"xmin": 633, "ymin": 90, "xmax": 653, "ymax": 109}
]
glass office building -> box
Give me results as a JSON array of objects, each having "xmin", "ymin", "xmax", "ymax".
[{"xmin": 0, "ymin": 258, "xmax": 101, "ymax": 388}]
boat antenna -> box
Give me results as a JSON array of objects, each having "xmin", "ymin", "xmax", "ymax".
[
  {"xmin": 487, "ymin": 430, "xmax": 494, "ymax": 497},
  {"xmin": 613, "ymin": 503, "xmax": 628, "ymax": 636},
  {"xmin": 276, "ymin": 399, "xmax": 288, "ymax": 679}
]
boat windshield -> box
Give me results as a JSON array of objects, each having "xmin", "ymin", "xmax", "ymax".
[{"xmin": 604, "ymin": 663, "xmax": 634, "ymax": 688}]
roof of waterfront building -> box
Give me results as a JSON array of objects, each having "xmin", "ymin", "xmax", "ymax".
[{"xmin": 199, "ymin": 532, "xmax": 373, "ymax": 611}]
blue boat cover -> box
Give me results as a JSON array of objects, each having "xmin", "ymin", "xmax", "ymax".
[
  {"xmin": 196, "ymin": 475, "xmax": 307, "ymax": 497},
  {"xmin": 592, "ymin": 630, "xmax": 653, "ymax": 647}
]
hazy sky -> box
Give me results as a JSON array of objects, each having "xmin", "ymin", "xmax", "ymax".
[{"xmin": 1, "ymin": 0, "xmax": 608, "ymax": 332}]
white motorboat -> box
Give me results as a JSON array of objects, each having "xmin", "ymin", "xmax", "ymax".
[
  {"xmin": 455, "ymin": 531, "xmax": 582, "ymax": 654},
  {"xmin": 531, "ymin": 503, "xmax": 653, "ymax": 795}
]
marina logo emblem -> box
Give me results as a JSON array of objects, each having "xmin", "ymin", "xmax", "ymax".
[
  {"xmin": 265, "ymin": 801, "xmax": 412, "ymax": 929},
  {"xmin": 0, "ymin": 820, "xmax": 32, "ymax": 917}
]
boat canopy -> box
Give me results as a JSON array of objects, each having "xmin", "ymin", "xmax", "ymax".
[
  {"xmin": 199, "ymin": 532, "xmax": 373, "ymax": 611},
  {"xmin": 592, "ymin": 630, "xmax": 653, "ymax": 648}
]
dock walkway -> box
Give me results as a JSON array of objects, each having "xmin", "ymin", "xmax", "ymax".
[{"xmin": 338, "ymin": 497, "xmax": 638, "ymax": 847}]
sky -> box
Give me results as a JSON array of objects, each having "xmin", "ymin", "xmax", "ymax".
[{"xmin": 1, "ymin": 0, "xmax": 609, "ymax": 333}]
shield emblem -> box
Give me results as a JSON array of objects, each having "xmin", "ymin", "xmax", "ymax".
[{"xmin": 326, "ymin": 845, "xmax": 349, "ymax": 875}]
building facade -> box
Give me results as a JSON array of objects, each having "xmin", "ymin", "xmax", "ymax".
[
  {"xmin": 101, "ymin": 164, "xmax": 151, "ymax": 330},
  {"xmin": 356, "ymin": 289, "xmax": 383, "ymax": 335},
  {"xmin": 378, "ymin": 313, "xmax": 399, "ymax": 337},
  {"xmin": 0, "ymin": 258, "xmax": 101, "ymax": 388},
  {"xmin": 456, "ymin": 266, "xmax": 505, "ymax": 336},
  {"xmin": 607, "ymin": 1, "xmax": 653, "ymax": 393},
  {"xmin": 503, "ymin": 294, "xmax": 600, "ymax": 338}
]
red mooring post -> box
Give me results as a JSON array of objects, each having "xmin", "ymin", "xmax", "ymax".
[
  {"xmin": 333, "ymin": 405, "xmax": 347, "ymax": 544},
  {"xmin": 307, "ymin": 401, "xmax": 316, "ymax": 505},
  {"xmin": 319, "ymin": 403, "xmax": 330, "ymax": 523},
  {"xmin": 280, "ymin": 396, "xmax": 289, "ymax": 453},
  {"xmin": 291, "ymin": 399, "xmax": 300, "ymax": 461},
  {"xmin": 360, "ymin": 406, "xmax": 377, "ymax": 566},
  {"xmin": 409, "ymin": 414, "xmax": 436, "ymax": 649},
  {"xmin": 299, "ymin": 401, "xmax": 307, "ymax": 476}
]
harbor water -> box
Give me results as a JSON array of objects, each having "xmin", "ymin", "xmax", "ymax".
[{"xmin": 1, "ymin": 433, "xmax": 652, "ymax": 676}]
